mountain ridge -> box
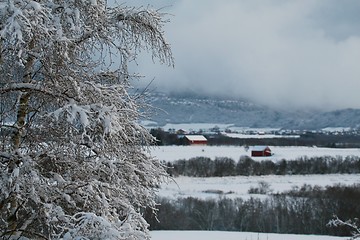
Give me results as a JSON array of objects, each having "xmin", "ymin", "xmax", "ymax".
[{"xmin": 144, "ymin": 91, "xmax": 360, "ymax": 130}]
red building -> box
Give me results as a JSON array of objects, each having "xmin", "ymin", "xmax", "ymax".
[
  {"xmin": 251, "ymin": 146, "xmax": 272, "ymax": 157},
  {"xmin": 185, "ymin": 135, "xmax": 208, "ymax": 145}
]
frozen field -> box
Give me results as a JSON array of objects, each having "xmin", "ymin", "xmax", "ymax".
[
  {"xmin": 150, "ymin": 145, "xmax": 360, "ymax": 162},
  {"xmin": 151, "ymin": 230, "xmax": 348, "ymax": 240},
  {"xmin": 152, "ymin": 145, "xmax": 360, "ymax": 199},
  {"xmin": 159, "ymin": 174, "xmax": 360, "ymax": 200}
]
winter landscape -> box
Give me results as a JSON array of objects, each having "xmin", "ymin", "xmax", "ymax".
[
  {"xmin": 142, "ymin": 117, "xmax": 360, "ymax": 239},
  {"xmin": 2, "ymin": 0, "xmax": 360, "ymax": 239},
  {"xmin": 146, "ymin": 129, "xmax": 360, "ymax": 239}
]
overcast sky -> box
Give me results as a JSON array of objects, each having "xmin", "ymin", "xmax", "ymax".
[{"xmin": 129, "ymin": 0, "xmax": 360, "ymax": 110}]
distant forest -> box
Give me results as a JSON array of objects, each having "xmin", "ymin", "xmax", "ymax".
[
  {"xmin": 145, "ymin": 184, "xmax": 360, "ymax": 237},
  {"xmin": 150, "ymin": 128, "xmax": 360, "ymax": 148}
]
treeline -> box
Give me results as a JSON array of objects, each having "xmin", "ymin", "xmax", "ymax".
[
  {"xmin": 207, "ymin": 133, "xmax": 360, "ymax": 148},
  {"xmin": 150, "ymin": 128, "xmax": 360, "ymax": 147},
  {"xmin": 164, "ymin": 155, "xmax": 360, "ymax": 177},
  {"xmin": 145, "ymin": 184, "xmax": 360, "ymax": 237}
]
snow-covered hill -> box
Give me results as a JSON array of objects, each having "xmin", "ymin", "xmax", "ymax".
[{"xmin": 144, "ymin": 92, "xmax": 360, "ymax": 130}]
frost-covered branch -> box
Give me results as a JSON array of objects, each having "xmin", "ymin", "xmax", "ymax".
[
  {"xmin": 0, "ymin": 151, "xmax": 11, "ymax": 160},
  {"xmin": 113, "ymin": 7, "xmax": 174, "ymax": 66},
  {"xmin": 328, "ymin": 216, "xmax": 360, "ymax": 239},
  {"xmin": 0, "ymin": 83, "xmax": 43, "ymax": 93}
]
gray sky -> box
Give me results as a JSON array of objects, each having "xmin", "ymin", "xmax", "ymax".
[{"xmin": 130, "ymin": 0, "xmax": 360, "ymax": 110}]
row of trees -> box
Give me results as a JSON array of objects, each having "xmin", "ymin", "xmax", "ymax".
[
  {"xmin": 0, "ymin": 1, "xmax": 172, "ymax": 239},
  {"xmin": 145, "ymin": 184, "xmax": 360, "ymax": 237},
  {"xmin": 165, "ymin": 155, "xmax": 360, "ymax": 177},
  {"xmin": 150, "ymin": 128, "xmax": 360, "ymax": 147}
]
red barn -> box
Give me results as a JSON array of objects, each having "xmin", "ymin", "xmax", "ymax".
[
  {"xmin": 251, "ymin": 146, "xmax": 272, "ymax": 157},
  {"xmin": 185, "ymin": 135, "xmax": 208, "ymax": 145}
]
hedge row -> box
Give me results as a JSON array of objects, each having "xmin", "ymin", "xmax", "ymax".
[{"xmin": 164, "ymin": 155, "xmax": 360, "ymax": 177}]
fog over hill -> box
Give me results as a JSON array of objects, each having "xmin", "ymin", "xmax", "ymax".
[{"xmin": 144, "ymin": 92, "xmax": 360, "ymax": 130}]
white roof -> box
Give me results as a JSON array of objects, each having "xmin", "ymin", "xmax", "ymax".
[
  {"xmin": 185, "ymin": 135, "xmax": 207, "ymax": 141},
  {"xmin": 252, "ymin": 146, "xmax": 270, "ymax": 151}
]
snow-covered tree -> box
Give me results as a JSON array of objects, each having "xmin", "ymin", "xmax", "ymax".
[{"xmin": 0, "ymin": 0, "xmax": 173, "ymax": 239}]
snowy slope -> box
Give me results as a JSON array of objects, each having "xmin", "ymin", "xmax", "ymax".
[{"xmin": 145, "ymin": 91, "xmax": 360, "ymax": 129}]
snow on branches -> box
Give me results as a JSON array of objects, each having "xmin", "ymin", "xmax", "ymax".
[
  {"xmin": 328, "ymin": 216, "xmax": 360, "ymax": 239},
  {"xmin": 0, "ymin": 1, "xmax": 172, "ymax": 239},
  {"xmin": 0, "ymin": 0, "xmax": 173, "ymax": 68}
]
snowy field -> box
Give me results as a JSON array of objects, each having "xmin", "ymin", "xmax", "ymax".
[
  {"xmin": 150, "ymin": 230, "xmax": 348, "ymax": 240},
  {"xmin": 223, "ymin": 132, "xmax": 300, "ymax": 138},
  {"xmin": 159, "ymin": 174, "xmax": 360, "ymax": 200},
  {"xmin": 151, "ymin": 145, "xmax": 359, "ymax": 239},
  {"xmin": 151, "ymin": 145, "xmax": 360, "ymax": 199},
  {"xmin": 150, "ymin": 145, "xmax": 360, "ymax": 162}
]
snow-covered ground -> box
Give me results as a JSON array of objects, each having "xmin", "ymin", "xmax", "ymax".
[
  {"xmin": 223, "ymin": 132, "xmax": 300, "ymax": 139},
  {"xmin": 151, "ymin": 145, "xmax": 359, "ymax": 239},
  {"xmin": 150, "ymin": 145, "xmax": 360, "ymax": 162},
  {"xmin": 159, "ymin": 174, "xmax": 360, "ymax": 200},
  {"xmin": 150, "ymin": 230, "xmax": 348, "ymax": 240},
  {"xmin": 151, "ymin": 145, "xmax": 360, "ymax": 199}
]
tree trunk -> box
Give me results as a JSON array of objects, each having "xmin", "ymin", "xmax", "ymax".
[{"xmin": 7, "ymin": 39, "xmax": 35, "ymax": 235}]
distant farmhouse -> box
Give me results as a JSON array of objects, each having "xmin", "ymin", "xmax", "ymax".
[
  {"xmin": 251, "ymin": 146, "xmax": 272, "ymax": 157},
  {"xmin": 184, "ymin": 135, "xmax": 208, "ymax": 145},
  {"xmin": 176, "ymin": 129, "xmax": 187, "ymax": 135}
]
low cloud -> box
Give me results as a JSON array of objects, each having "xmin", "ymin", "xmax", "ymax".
[{"xmin": 132, "ymin": 0, "xmax": 360, "ymax": 110}]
